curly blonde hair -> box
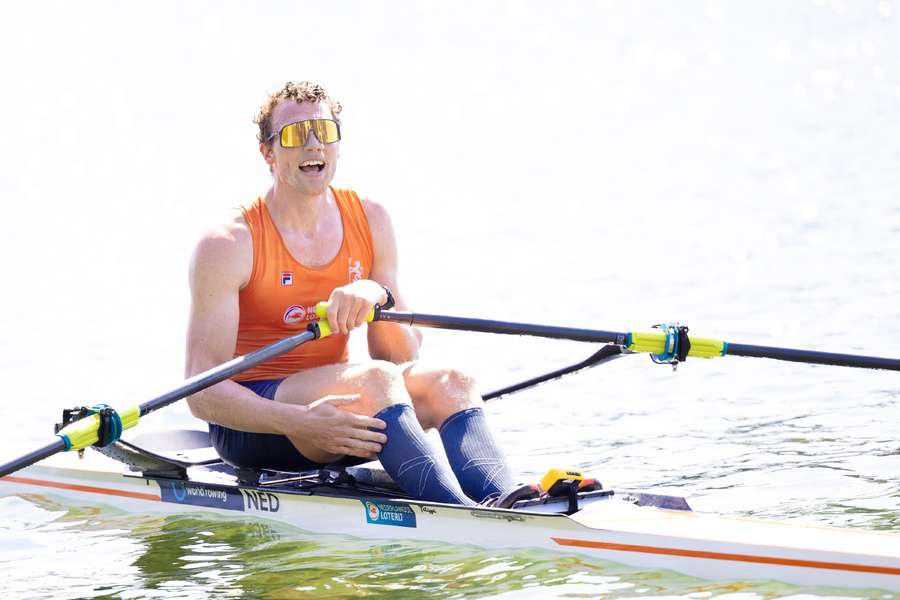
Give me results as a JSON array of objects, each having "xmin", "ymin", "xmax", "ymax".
[{"xmin": 254, "ymin": 81, "xmax": 343, "ymax": 145}]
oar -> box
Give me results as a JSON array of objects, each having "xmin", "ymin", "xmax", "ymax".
[
  {"xmin": 369, "ymin": 309, "xmax": 900, "ymax": 372},
  {"xmin": 483, "ymin": 345, "xmax": 624, "ymax": 400},
  {"xmin": 0, "ymin": 328, "xmax": 323, "ymax": 478}
]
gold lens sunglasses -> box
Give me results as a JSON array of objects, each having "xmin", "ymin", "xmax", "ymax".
[{"xmin": 268, "ymin": 119, "xmax": 341, "ymax": 148}]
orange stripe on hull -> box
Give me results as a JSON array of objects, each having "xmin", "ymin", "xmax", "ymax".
[
  {"xmin": 551, "ymin": 537, "xmax": 900, "ymax": 576},
  {"xmin": 1, "ymin": 475, "xmax": 160, "ymax": 502}
]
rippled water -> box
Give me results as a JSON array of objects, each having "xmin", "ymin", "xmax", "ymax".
[
  {"xmin": 1, "ymin": 496, "xmax": 894, "ymax": 599},
  {"xmin": 1, "ymin": 1, "xmax": 899, "ymax": 598}
]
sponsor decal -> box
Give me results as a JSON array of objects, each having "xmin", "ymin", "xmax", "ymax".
[
  {"xmin": 243, "ymin": 489, "xmax": 281, "ymax": 513},
  {"xmin": 283, "ymin": 304, "xmax": 318, "ymax": 326},
  {"xmin": 348, "ymin": 258, "xmax": 363, "ymax": 282},
  {"xmin": 361, "ymin": 499, "xmax": 417, "ymax": 528},
  {"xmin": 419, "ymin": 505, "xmax": 437, "ymax": 515},
  {"xmin": 159, "ymin": 481, "xmax": 245, "ymax": 511},
  {"xmin": 283, "ymin": 305, "xmax": 306, "ymax": 325},
  {"xmin": 281, "ymin": 272, "xmax": 293, "ymax": 286}
]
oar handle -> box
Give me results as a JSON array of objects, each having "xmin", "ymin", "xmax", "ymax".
[{"xmin": 314, "ymin": 302, "xmax": 376, "ymax": 338}]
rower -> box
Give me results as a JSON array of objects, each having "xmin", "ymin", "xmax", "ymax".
[{"xmin": 183, "ymin": 81, "xmax": 517, "ymax": 507}]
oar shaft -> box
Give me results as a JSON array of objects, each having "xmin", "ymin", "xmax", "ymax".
[
  {"xmin": 377, "ymin": 311, "xmax": 624, "ymax": 344},
  {"xmin": 726, "ymin": 343, "xmax": 900, "ymax": 371},
  {"xmin": 376, "ymin": 310, "xmax": 900, "ymax": 372},
  {"xmin": 0, "ymin": 328, "xmax": 320, "ymax": 478},
  {"xmin": 0, "ymin": 440, "xmax": 66, "ymax": 478},
  {"xmin": 140, "ymin": 329, "xmax": 317, "ymax": 416},
  {"xmin": 483, "ymin": 345, "xmax": 624, "ymax": 401}
]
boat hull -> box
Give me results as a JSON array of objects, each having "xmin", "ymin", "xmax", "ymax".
[{"xmin": 2, "ymin": 455, "xmax": 899, "ymax": 592}]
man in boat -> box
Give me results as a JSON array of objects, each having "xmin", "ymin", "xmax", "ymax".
[{"xmin": 185, "ymin": 81, "xmax": 515, "ymax": 507}]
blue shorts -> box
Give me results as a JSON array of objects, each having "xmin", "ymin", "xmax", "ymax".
[{"xmin": 209, "ymin": 379, "xmax": 367, "ymax": 472}]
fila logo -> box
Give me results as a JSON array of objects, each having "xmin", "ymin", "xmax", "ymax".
[{"xmin": 281, "ymin": 272, "xmax": 293, "ymax": 286}]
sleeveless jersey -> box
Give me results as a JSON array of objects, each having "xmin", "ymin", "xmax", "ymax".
[{"xmin": 233, "ymin": 187, "xmax": 374, "ymax": 380}]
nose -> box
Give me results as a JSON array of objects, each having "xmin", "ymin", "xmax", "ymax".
[{"xmin": 304, "ymin": 129, "xmax": 325, "ymax": 150}]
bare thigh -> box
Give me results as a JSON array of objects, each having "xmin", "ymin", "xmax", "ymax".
[
  {"xmin": 274, "ymin": 361, "xmax": 413, "ymax": 463},
  {"xmin": 275, "ymin": 361, "xmax": 412, "ymax": 412}
]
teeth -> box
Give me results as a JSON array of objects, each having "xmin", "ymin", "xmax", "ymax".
[{"xmin": 300, "ymin": 160, "xmax": 324, "ymax": 167}]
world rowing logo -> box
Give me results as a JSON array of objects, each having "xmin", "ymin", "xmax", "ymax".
[
  {"xmin": 170, "ymin": 481, "xmax": 187, "ymax": 502},
  {"xmin": 160, "ymin": 481, "xmax": 244, "ymax": 511}
]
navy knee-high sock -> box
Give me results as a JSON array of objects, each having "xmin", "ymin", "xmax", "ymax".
[
  {"xmin": 374, "ymin": 404, "xmax": 474, "ymax": 506},
  {"xmin": 439, "ymin": 407, "xmax": 515, "ymax": 502}
]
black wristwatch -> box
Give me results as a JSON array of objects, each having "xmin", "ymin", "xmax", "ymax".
[{"xmin": 377, "ymin": 284, "xmax": 395, "ymax": 310}]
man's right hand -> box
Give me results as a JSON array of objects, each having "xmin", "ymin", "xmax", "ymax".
[{"xmin": 298, "ymin": 394, "xmax": 388, "ymax": 459}]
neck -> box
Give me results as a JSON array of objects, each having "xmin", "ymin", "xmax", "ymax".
[{"xmin": 265, "ymin": 181, "xmax": 332, "ymax": 231}]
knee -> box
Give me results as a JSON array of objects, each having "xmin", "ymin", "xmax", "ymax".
[
  {"xmin": 409, "ymin": 367, "xmax": 479, "ymax": 430},
  {"xmin": 437, "ymin": 368, "xmax": 477, "ymax": 396},
  {"xmin": 355, "ymin": 360, "xmax": 410, "ymax": 411},
  {"xmin": 426, "ymin": 367, "xmax": 479, "ymax": 409}
]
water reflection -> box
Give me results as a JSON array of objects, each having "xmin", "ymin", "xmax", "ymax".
[{"xmin": 2, "ymin": 495, "xmax": 894, "ymax": 598}]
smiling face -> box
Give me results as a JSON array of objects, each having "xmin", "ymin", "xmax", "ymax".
[{"xmin": 260, "ymin": 100, "xmax": 340, "ymax": 198}]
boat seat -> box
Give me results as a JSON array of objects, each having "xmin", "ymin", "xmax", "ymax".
[
  {"xmin": 115, "ymin": 429, "xmax": 219, "ymax": 467},
  {"xmin": 129, "ymin": 429, "xmax": 212, "ymax": 453}
]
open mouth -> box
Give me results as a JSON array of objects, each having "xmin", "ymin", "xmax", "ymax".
[{"xmin": 299, "ymin": 159, "xmax": 326, "ymax": 173}]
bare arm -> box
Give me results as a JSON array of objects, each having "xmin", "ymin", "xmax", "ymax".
[
  {"xmin": 363, "ymin": 199, "xmax": 421, "ymax": 362},
  {"xmin": 301, "ymin": 198, "xmax": 420, "ymax": 362},
  {"xmin": 184, "ymin": 217, "xmax": 298, "ymax": 432},
  {"xmin": 184, "ymin": 216, "xmax": 386, "ymax": 457}
]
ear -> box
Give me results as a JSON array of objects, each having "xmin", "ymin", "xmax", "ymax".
[{"xmin": 259, "ymin": 142, "xmax": 274, "ymax": 166}]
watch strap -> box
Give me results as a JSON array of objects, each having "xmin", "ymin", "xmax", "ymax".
[{"xmin": 377, "ymin": 285, "xmax": 395, "ymax": 310}]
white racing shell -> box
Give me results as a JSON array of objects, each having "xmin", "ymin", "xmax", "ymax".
[{"xmin": 2, "ymin": 451, "xmax": 899, "ymax": 592}]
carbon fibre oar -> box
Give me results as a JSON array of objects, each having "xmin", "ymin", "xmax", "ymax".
[
  {"xmin": 482, "ymin": 345, "xmax": 625, "ymax": 400},
  {"xmin": 371, "ymin": 309, "xmax": 900, "ymax": 372},
  {"xmin": 0, "ymin": 328, "xmax": 322, "ymax": 478}
]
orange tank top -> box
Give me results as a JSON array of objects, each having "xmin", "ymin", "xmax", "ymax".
[{"xmin": 234, "ymin": 187, "xmax": 374, "ymax": 381}]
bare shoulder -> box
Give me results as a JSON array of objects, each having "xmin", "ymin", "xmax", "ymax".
[
  {"xmin": 360, "ymin": 196, "xmax": 396, "ymax": 240},
  {"xmin": 189, "ymin": 208, "xmax": 253, "ymax": 289}
]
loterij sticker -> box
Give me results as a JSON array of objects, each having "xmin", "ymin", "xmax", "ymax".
[{"xmin": 361, "ymin": 499, "xmax": 417, "ymax": 528}]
